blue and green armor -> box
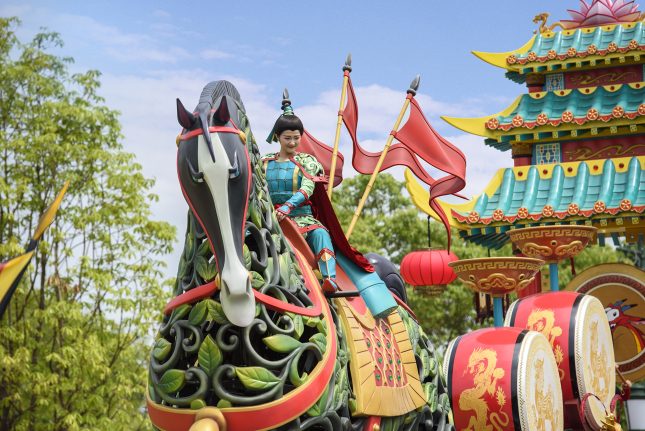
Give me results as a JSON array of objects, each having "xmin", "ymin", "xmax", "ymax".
[
  {"xmin": 263, "ymin": 153, "xmax": 337, "ymax": 283},
  {"xmin": 263, "ymin": 152, "xmax": 397, "ymax": 318}
]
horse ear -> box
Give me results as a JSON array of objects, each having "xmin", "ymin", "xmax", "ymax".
[
  {"xmin": 213, "ymin": 95, "xmax": 230, "ymax": 125},
  {"xmin": 177, "ymin": 98, "xmax": 196, "ymax": 129}
]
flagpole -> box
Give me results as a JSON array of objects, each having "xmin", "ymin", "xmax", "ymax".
[
  {"xmin": 327, "ymin": 53, "xmax": 352, "ymax": 200},
  {"xmin": 345, "ymin": 75, "xmax": 420, "ymax": 240}
]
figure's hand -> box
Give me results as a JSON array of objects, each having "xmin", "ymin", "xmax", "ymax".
[{"xmin": 276, "ymin": 204, "xmax": 290, "ymax": 222}]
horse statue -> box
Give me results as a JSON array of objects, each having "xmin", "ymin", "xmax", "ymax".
[{"xmin": 146, "ymin": 80, "xmax": 453, "ymax": 431}]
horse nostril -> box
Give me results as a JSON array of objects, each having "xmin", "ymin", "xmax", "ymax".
[
  {"xmin": 187, "ymin": 158, "xmax": 204, "ymax": 183},
  {"xmin": 229, "ymin": 153, "xmax": 240, "ymax": 179},
  {"xmin": 221, "ymin": 279, "xmax": 230, "ymax": 297}
]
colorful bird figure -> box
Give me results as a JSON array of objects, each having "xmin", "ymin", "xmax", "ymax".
[{"xmin": 605, "ymin": 299, "xmax": 645, "ymax": 353}]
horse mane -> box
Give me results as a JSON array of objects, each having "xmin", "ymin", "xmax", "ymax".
[{"xmin": 197, "ymin": 80, "xmax": 246, "ymax": 113}]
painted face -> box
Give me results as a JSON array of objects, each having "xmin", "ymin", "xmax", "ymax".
[{"xmin": 278, "ymin": 130, "xmax": 301, "ymax": 156}]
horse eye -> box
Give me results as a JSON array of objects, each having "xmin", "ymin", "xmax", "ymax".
[
  {"xmin": 186, "ymin": 158, "xmax": 204, "ymax": 183},
  {"xmin": 229, "ymin": 151, "xmax": 240, "ymax": 179}
]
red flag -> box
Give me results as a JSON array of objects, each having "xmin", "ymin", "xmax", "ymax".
[
  {"xmin": 343, "ymin": 75, "xmax": 438, "ymax": 187},
  {"xmin": 394, "ymin": 96, "xmax": 467, "ymax": 249},
  {"xmin": 298, "ymin": 129, "xmax": 344, "ymax": 187}
]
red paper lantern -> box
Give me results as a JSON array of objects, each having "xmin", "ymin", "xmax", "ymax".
[{"xmin": 400, "ymin": 249, "xmax": 458, "ymax": 288}]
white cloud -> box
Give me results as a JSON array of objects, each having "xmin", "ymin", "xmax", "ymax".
[
  {"xmin": 200, "ymin": 49, "xmax": 232, "ymax": 60},
  {"xmin": 27, "ymin": 12, "xmax": 191, "ymax": 63},
  {"xmin": 0, "ymin": 4, "xmax": 31, "ymax": 16},
  {"xmin": 152, "ymin": 9, "xmax": 171, "ymax": 19}
]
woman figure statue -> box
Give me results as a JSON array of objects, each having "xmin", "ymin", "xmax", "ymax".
[{"xmin": 262, "ymin": 99, "xmax": 397, "ymax": 318}]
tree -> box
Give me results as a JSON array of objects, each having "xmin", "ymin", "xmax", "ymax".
[
  {"xmin": 0, "ymin": 17, "xmax": 175, "ymax": 430},
  {"xmin": 332, "ymin": 174, "xmax": 490, "ymax": 347}
]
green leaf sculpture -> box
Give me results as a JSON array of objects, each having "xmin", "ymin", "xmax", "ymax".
[
  {"xmin": 263, "ymin": 334, "xmax": 302, "ymax": 353},
  {"xmin": 235, "ymin": 366, "xmax": 281, "ymax": 391},
  {"xmin": 158, "ymin": 369, "xmax": 186, "ymax": 394},
  {"xmin": 198, "ymin": 335, "xmax": 223, "ymax": 377}
]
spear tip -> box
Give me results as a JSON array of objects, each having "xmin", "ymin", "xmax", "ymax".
[
  {"xmin": 407, "ymin": 74, "xmax": 421, "ymax": 95},
  {"xmin": 281, "ymin": 88, "xmax": 291, "ymax": 108},
  {"xmin": 343, "ymin": 53, "xmax": 352, "ymax": 72}
]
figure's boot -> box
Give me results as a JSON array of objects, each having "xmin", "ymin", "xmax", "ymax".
[{"xmin": 317, "ymin": 249, "xmax": 338, "ymax": 294}]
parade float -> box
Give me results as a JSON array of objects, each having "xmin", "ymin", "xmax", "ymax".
[
  {"xmin": 406, "ymin": 0, "xmax": 645, "ymax": 429},
  {"xmin": 139, "ymin": 1, "xmax": 643, "ymax": 430},
  {"xmin": 0, "ymin": 2, "xmax": 639, "ymax": 431}
]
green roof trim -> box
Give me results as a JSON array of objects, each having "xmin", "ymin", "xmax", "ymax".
[
  {"xmin": 512, "ymin": 22, "xmax": 645, "ymax": 64},
  {"xmin": 493, "ymin": 84, "xmax": 645, "ymax": 131},
  {"xmin": 453, "ymin": 156, "xmax": 645, "ymax": 248}
]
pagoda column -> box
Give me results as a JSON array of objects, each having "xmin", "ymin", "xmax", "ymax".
[{"xmin": 511, "ymin": 142, "xmax": 532, "ymax": 166}]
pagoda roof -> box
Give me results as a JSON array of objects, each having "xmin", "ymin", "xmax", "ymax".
[
  {"xmin": 475, "ymin": 22, "xmax": 645, "ymax": 75},
  {"xmin": 405, "ymin": 156, "xmax": 645, "ymax": 248},
  {"xmin": 442, "ymin": 83, "xmax": 645, "ymax": 149}
]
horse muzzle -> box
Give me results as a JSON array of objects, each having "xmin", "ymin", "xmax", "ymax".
[{"xmin": 220, "ymin": 261, "xmax": 255, "ymax": 327}]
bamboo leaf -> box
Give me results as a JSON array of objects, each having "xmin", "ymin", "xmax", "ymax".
[
  {"xmin": 306, "ymin": 387, "xmax": 329, "ymax": 417},
  {"xmin": 263, "ymin": 334, "xmax": 302, "ymax": 353},
  {"xmin": 195, "ymin": 255, "xmax": 217, "ymax": 281},
  {"xmin": 292, "ymin": 314, "xmax": 304, "ymax": 339},
  {"xmin": 197, "ymin": 238, "xmax": 211, "ymax": 256},
  {"xmin": 251, "ymin": 271, "xmax": 264, "ymax": 289},
  {"xmin": 198, "ymin": 335, "xmax": 222, "ymax": 377},
  {"xmin": 168, "ymin": 304, "xmax": 191, "ymax": 326},
  {"xmin": 217, "ymin": 399, "xmax": 232, "ymax": 408},
  {"xmin": 206, "ymin": 299, "xmax": 228, "ymax": 324},
  {"xmin": 235, "ymin": 366, "xmax": 281, "ymax": 391},
  {"xmin": 309, "ymin": 333, "xmax": 327, "ymax": 352},
  {"xmin": 303, "ymin": 315, "xmax": 320, "ymax": 328},
  {"xmin": 190, "ymin": 399, "xmax": 206, "ymax": 409},
  {"xmin": 152, "ymin": 338, "xmax": 172, "ymax": 361},
  {"xmin": 243, "ymin": 244, "xmax": 252, "ymax": 269},
  {"xmin": 188, "ymin": 300, "xmax": 208, "ymax": 325},
  {"xmin": 158, "ymin": 369, "xmax": 185, "ymax": 394}
]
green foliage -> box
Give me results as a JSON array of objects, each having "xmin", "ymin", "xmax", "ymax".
[
  {"xmin": 558, "ymin": 244, "xmax": 632, "ymax": 288},
  {"xmin": 0, "ymin": 17, "xmax": 175, "ymax": 430},
  {"xmin": 333, "ymin": 174, "xmax": 488, "ymax": 347},
  {"xmin": 333, "ymin": 174, "xmax": 427, "ymax": 261}
]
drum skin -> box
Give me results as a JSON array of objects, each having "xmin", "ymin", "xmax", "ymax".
[
  {"xmin": 443, "ymin": 327, "xmax": 563, "ymax": 431},
  {"xmin": 505, "ymin": 291, "xmax": 615, "ymax": 428}
]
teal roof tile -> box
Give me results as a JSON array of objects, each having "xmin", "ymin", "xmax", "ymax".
[
  {"xmin": 514, "ymin": 22, "xmax": 645, "ymax": 64},
  {"xmin": 453, "ymin": 156, "xmax": 645, "ymax": 234},
  {"xmin": 493, "ymin": 85, "xmax": 645, "ymax": 131},
  {"xmin": 454, "ymin": 156, "xmax": 645, "ymax": 248}
]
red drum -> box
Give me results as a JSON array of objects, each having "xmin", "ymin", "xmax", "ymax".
[
  {"xmin": 505, "ymin": 291, "xmax": 616, "ymax": 430},
  {"xmin": 443, "ymin": 327, "xmax": 563, "ymax": 431}
]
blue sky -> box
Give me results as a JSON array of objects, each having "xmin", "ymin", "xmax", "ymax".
[{"xmin": 3, "ymin": 0, "xmax": 575, "ymax": 269}]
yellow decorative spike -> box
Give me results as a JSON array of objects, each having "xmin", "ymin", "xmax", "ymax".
[
  {"xmin": 32, "ymin": 181, "xmax": 69, "ymax": 241},
  {"xmin": 441, "ymin": 95, "xmax": 523, "ymax": 137},
  {"xmin": 471, "ymin": 35, "xmax": 537, "ymax": 71},
  {"xmin": 0, "ymin": 251, "xmax": 35, "ymax": 308}
]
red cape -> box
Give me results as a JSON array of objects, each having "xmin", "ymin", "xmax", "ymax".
[{"xmin": 309, "ymin": 181, "xmax": 374, "ymax": 273}]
